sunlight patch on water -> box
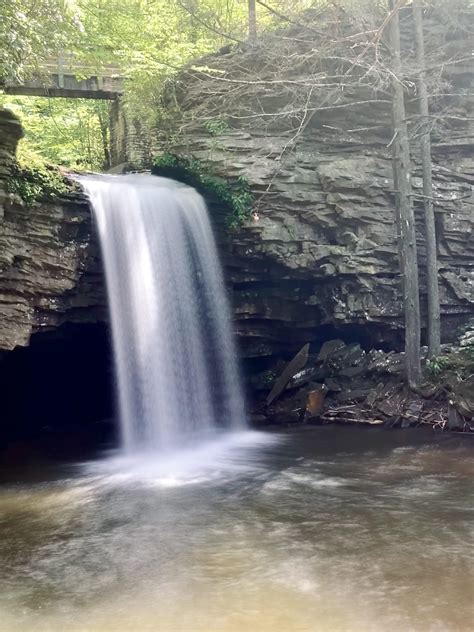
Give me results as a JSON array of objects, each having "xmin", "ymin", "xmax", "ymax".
[{"xmin": 0, "ymin": 481, "xmax": 98, "ymax": 515}]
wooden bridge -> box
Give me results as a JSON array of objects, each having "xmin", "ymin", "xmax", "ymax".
[{"xmin": 4, "ymin": 55, "xmax": 123, "ymax": 100}]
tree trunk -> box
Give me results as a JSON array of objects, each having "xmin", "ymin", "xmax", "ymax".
[
  {"xmin": 96, "ymin": 104, "xmax": 111, "ymax": 170},
  {"xmin": 413, "ymin": 0, "xmax": 441, "ymax": 358},
  {"xmin": 388, "ymin": 0, "xmax": 422, "ymax": 388},
  {"xmin": 248, "ymin": 0, "xmax": 257, "ymax": 42}
]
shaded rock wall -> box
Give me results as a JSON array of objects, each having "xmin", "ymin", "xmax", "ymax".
[
  {"xmin": 0, "ymin": 109, "xmax": 105, "ymax": 350},
  {"xmin": 0, "ymin": 322, "xmax": 114, "ymax": 447},
  {"xmin": 109, "ymin": 99, "xmax": 151, "ymax": 169}
]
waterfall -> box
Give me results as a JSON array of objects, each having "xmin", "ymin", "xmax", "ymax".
[{"xmin": 79, "ymin": 174, "xmax": 246, "ymax": 453}]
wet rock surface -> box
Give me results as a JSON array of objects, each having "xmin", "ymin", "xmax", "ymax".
[{"xmin": 251, "ymin": 337, "xmax": 474, "ymax": 433}]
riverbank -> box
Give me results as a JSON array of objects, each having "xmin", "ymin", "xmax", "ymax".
[{"xmin": 249, "ymin": 329, "xmax": 474, "ymax": 434}]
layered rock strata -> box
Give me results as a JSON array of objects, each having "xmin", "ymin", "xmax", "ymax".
[
  {"xmin": 0, "ymin": 109, "xmax": 105, "ymax": 351},
  {"xmin": 155, "ymin": 4, "xmax": 474, "ymax": 359}
]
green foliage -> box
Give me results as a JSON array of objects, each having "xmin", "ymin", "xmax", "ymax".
[
  {"xmin": 7, "ymin": 159, "xmax": 71, "ymax": 205},
  {"xmin": 261, "ymin": 370, "xmax": 277, "ymax": 386},
  {"xmin": 0, "ymin": 96, "xmax": 110, "ymax": 170},
  {"xmin": 70, "ymin": 0, "xmax": 253, "ymax": 131},
  {"xmin": 425, "ymin": 347, "xmax": 474, "ymax": 380},
  {"xmin": 0, "ymin": 0, "xmax": 339, "ymax": 168},
  {"xmin": 152, "ymin": 153, "xmax": 253, "ymax": 227},
  {"xmin": 204, "ymin": 118, "xmax": 230, "ymax": 136},
  {"xmin": 0, "ymin": 0, "xmax": 80, "ymax": 85},
  {"xmin": 426, "ymin": 355, "xmax": 452, "ymax": 377}
]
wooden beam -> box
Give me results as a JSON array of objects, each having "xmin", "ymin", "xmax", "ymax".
[{"xmin": 4, "ymin": 86, "xmax": 121, "ymax": 100}]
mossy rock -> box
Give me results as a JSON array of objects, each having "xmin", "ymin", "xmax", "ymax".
[
  {"xmin": 152, "ymin": 153, "xmax": 253, "ymax": 228},
  {"xmin": 7, "ymin": 161, "xmax": 73, "ymax": 205}
]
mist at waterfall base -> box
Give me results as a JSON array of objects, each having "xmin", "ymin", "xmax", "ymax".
[{"xmin": 80, "ymin": 174, "xmax": 262, "ymax": 478}]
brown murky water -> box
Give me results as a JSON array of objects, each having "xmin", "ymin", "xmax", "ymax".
[{"xmin": 0, "ymin": 427, "xmax": 473, "ymax": 631}]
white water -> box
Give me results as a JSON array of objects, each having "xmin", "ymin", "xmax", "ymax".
[{"xmin": 80, "ymin": 174, "xmax": 246, "ymax": 453}]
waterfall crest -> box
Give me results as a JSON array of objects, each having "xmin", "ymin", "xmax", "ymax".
[{"xmin": 80, "ymin": 174, "xmax": 246, "ymax": 452}]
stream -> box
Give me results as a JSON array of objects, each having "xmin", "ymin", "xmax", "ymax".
[{"xmin": 0, "ymin": 427, "xmax": 472, "ymax": 631}]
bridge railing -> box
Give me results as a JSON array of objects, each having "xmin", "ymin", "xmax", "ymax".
[{"xmin": 4, "ymin": 55, "xmax": 124, "ymax": 100}]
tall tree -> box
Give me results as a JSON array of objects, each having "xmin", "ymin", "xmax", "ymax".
[
  {"xmin": 388, "ymin": 0, "xmax": 422, "ymax": 387},
  {"xmin": 248, "ymin": 0, "xmax": 257, "ymax": 42},
  {"xmin": 413, "ymin": 0, "xmax": 441, "ymax": 358},
  {"xmin": 0, "ymin": 0, "xmax": 79, "ymax": 86}
]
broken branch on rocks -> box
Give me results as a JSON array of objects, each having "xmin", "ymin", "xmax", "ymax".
[{"xmin": 250, "ymin": 328, "xmax": 474, "ymax": 432}]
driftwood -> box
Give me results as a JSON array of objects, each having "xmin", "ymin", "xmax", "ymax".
[
  {"xmin": 255, "ymin": 336, "xmax": 474, "ymax": 432},
  {"xmin": 266, "ymin": 343, "xmax": 310, "ymax": 406}
]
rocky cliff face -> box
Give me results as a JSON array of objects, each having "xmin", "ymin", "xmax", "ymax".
[
  {"xmin": 222, "ymin": 144, "xmax": 473, "ymax": 360},
  {"xmin": 0, "ymin": 4, "xmax": 473, "ymax": 367},
  {"xmin": 154, "ymin": 4, "xmax": 474, "ymax": 361},
  {"xmin": 0, "ymin": 109, "xmax": 105, "ymax": 351}
]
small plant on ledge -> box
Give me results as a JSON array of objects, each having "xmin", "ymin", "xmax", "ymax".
[
  {"xmin": 152, "ymin": 153, "xmax": 253, "ymax": 228},
  {"xmin": 7, "ymin": 160, "xmax": 72, "ymax": 205}
]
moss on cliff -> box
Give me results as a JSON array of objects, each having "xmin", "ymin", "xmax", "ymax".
[
  {"xmin": 7, "ymin": 160, "xmax": 72, "ymax": 205},
  {"xmin": 152, "ymin": 153, "xmax": 253, "ymax": 227}
]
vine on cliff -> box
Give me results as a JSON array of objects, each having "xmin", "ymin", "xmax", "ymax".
[{"xmin": 152, "ymin": 153, "xmax": 253, "ymax": 227}]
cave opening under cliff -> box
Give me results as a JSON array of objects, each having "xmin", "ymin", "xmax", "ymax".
[{"xmin": 0, "ymin": 322, "xmax": 116, "ymax": 464}]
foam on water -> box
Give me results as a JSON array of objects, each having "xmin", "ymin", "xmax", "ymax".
[{"xmin": 83, "ymin": 430, "xmax": 278, "ymax": 487}]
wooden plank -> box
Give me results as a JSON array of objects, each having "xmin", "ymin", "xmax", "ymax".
[
  {"xmin": 4, "ymin": 55, "xmax": 124, "ymax": 100},
  {"xmin": 4, "ymin": 86, "xmax": 121, "ymax": 100},
  {"xmin": 266, "ymin": 343, "xmax": 310, "ymax": 406}
]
